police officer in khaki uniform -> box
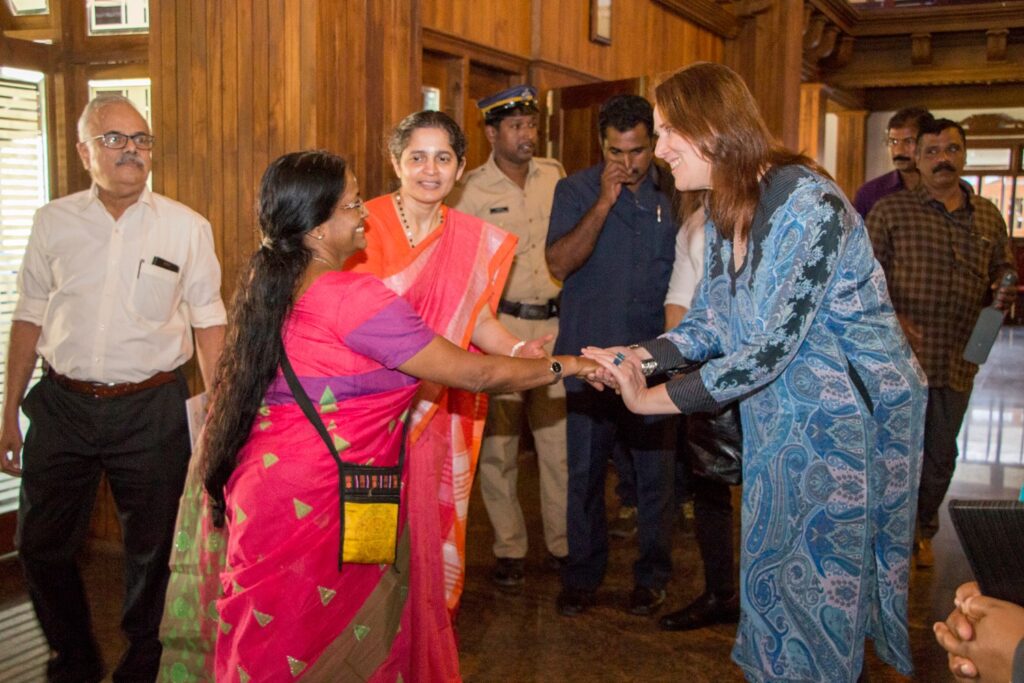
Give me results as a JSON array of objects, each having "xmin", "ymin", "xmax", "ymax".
[{"xmin": 451, "ymin": 85, "xmax": 568, "ymax": 587}]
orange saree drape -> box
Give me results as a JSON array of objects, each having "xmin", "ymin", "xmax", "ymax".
[{"xmin": 346, "ymin": 194, "xmax": 515, "ymax": 681}]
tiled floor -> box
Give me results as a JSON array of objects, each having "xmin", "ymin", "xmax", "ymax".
[{"xmin": 1, "ymin": 329, "xmax": 1022, "ymax": 682}]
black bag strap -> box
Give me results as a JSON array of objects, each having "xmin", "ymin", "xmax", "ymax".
[{"xmin": 278, "ymin": 345, "xmax": 406, "ymax": 570}]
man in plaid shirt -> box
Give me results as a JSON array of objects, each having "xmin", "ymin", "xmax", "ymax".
[{"xmin": 867, "ymin": 117, "xmax": 1017, "ymax": 569}]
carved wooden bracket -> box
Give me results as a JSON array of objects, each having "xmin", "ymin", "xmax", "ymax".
[
  {"xmin": 987, "ymin": 29, "xmax": 1009, "ymax": 62},
  {"xmin": 911, "ymin": 33, "xmax": 932, "ymax": 65},
  {"xmin": 804, "ymin": 14, "xmax": 827, "ymax": 51},
  {"xmin": 961, "ymin": 113, "xmax": 1024, "ymax": 135},
  {"xmin": 734, "ymin": 0, "xmax": 773, "ymax": 18},
  {"xmin": 827, "ymin": 34, "xmax": 855, "ymax": 69},
  {"xmin": 803, "ymin": 8, "xmax": 849, "ymax": 74}
]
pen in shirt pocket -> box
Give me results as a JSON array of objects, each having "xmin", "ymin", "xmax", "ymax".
[{"xmin": 138, "ymin": 256, "xmax": 181, "ymax": 277}]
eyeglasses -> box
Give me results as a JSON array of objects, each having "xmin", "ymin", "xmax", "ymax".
[
  {"xmin": 339, "ymin": 197, "xmax": 364, "ymax": 212},
  {"xmin": 87, "ymin": 131, "xmax": 156, "ymax": 150},
  {"xmin": 886, "ymin": 136, "xmax": 916, "ymax": 148},
  {"xmin": 921, "ymin": 143, "xmax": 963, "ymax": 159}
]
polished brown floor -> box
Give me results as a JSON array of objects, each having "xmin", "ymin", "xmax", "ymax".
[{"xmin": 1, "ymin": 328, "xmax": 1022, "ymax": 682}]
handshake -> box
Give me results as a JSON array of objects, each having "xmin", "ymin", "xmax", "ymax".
[{"xmin": 576, "ymin": 345, "xmax": 673, "ymax": 417}]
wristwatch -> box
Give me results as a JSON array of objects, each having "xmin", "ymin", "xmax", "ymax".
[
  {"xmin": 629, "ymin": 343, "xmax": 658, "ymax": 377},
  {"xmin": 549, "ymin": 360, "xmax": 563, "ymax": 382}
]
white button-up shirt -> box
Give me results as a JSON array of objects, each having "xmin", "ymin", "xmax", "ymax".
[{"xmin": 13, "ymin": 185, "xmax": 227, "ymax": 383}]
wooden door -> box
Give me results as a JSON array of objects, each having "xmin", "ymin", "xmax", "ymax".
[
  {"xmin": 548, "ymin": 78, "xmax": 644, "ymax": 176},
  {"xmin": 464, "ymin": 63, "xmax": 515, "ymax": 172},
  {"xmin": 420, "ymin": 50, "xmax": 517, "ymax": 174}
]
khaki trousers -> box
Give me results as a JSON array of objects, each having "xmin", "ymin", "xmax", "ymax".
[{"xmin": 478, "ymin": 313, "xmax": 568, "ymax": 559}]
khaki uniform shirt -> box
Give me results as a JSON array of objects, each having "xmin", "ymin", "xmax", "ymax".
[{"xmin": 452, "ymin": 154, "xmax": 565, "ymax": 304}]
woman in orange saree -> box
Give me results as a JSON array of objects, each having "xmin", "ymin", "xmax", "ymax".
[{"xmin": 345, "ymin": 111, "xmax": 547, "ymax": 680}]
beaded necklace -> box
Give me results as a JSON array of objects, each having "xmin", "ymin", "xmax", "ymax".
[{"xmin": 394, "ymin": 192, "xmax": 444, "ymax": 247}]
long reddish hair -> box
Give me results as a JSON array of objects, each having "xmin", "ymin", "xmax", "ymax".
[{"xmin": 654, "ymin": 62, "xmax": 825, "ymax": 239}]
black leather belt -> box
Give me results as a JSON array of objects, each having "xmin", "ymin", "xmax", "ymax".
[
  {"xmin": 47, "ymin": 368, "xmax": 178, "ymax": 399},
  {"xmin": 498, "ymin": 298, "xmax": 559, "ymax": 320}
]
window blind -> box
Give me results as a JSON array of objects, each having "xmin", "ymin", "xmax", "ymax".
[{"xmin": 0, "ymin": 76, "xmax": 47, "ymax": 513}]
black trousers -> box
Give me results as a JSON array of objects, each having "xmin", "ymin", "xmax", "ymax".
[
  {"xmin": 15, "ymin": 373, "xmax": 191, "ymax": 682},
  {"xmin": 562, "ymin": 382, "xmax": 676, "ymax": 591},
  {"xmin": 678, "ymin": 416, "xmax": 736, "ymax": 596},
  {"xmin": 917, "ymin": 386, "xmax": 971, "ymax": 540},
  {"xmin": 691, "ymin": 476, "xmax": 735, "ymax": 596}
]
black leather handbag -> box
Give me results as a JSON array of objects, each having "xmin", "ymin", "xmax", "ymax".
[{"xmin": 686, "ymin": 402, "xmax": 743, "ymax": 486}]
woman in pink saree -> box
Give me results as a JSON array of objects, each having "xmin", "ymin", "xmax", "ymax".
[{"xmin": 157, "ymin": 151, "xmax": 592, "ymax": 682}]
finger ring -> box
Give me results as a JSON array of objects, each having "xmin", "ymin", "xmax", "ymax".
[{"xmin": 613, "ymin": 352, "xmax": 626, "ymax": 366}]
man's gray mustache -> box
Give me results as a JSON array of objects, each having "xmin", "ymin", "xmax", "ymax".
[{"xmin": 116, "ymin": 155, "xmax": 145, "ymax": 168}]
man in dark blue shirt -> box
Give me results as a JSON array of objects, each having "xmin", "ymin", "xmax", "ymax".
[{"xmin": 546, "ymin": 94, "xmax": 677, "ymax": 617}]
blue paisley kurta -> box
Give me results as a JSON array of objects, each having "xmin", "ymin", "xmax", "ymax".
[{"xmin": 663, "ymin": 166, "xmax": 926, "ymax": 682}]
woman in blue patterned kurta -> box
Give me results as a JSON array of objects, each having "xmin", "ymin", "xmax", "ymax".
[{"xmin": 585, "ymin": 63, "xmax": 927, "ymax": 682}]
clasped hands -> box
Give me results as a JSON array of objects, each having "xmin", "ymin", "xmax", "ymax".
[
  {"xmin": 514, "ymin": 339, "xmax": 653, "ymax": 404},
  {"xmin": 575, "ymin": 345, "xmax": 652, "ymax": 410},
  {"xmin": 933, "ymin": 581, "xmax": 1024, "ymax": 682}
]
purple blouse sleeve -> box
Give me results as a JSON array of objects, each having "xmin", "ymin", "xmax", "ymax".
[{"xmin": 344, "ymin": 295, "xmax": 436, "ymax": 369}]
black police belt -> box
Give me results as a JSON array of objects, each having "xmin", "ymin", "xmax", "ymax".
[{"xmin": 498, "ymin": 298, "xmax": 559, "ymax": 320}]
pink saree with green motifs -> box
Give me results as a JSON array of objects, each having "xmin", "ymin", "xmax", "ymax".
[{"xmin": 159, "ymin": 204, "xmax": 514, "ymax": 682}]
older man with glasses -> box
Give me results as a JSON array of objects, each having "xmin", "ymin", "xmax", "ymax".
[
  {"xmin": 853, "ymin": 106, "xmax": 934, "ymax": 219},
  {"xmin": 0, "ymin": 94, "xmax": 226, "ymax": 682}
]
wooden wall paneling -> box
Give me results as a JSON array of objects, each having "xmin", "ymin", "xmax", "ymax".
[
  {"xmin": 45, "ymin": 70, "xmax": 66, "ymax": 198},
  {"xmin": 533, "ymin": 0, "xmax": 724, "ymax": 84},
  {"xmin": 63, "ymin": 63, "xmax": 91, "ymax": 193},
  {"xmin": 422, "ymin": 0, "xmax": 533, "ymax": 58},
  {"xmin": 363, "ymin": 0, "xmax": 421, "ymax": 198},
  {"xmin": 153, "ymin": 0, "xmax": 176, "ymax": 200},
  {"xmin": 172, "ymin": 0, "xmax": 193, "ymax": 211},
  {"xmin": 724, "ymin": 0, "xmax": 804, "ymax": 150},
  {"xmin": 799, "ymin": 82, "xmax": 827, "ymax": 162},
  {"xmin": 0, "ymin": 34, "xmax": 54, "ymax": 70},
  {"xmin": 204, "ymin": 0, "xmax": 221, "ymax": 256},
  {"xmin": 219, "ymin": 0, "xmax": 242, "ymax": 298},
  {"xmin": 149, "ymin": 0, "xmax": 422, "ymax": 301},
  {"xmin": 189, "ymin": 0, "xmax": 209, "ymax": 222},
  {"xmin": 422, "ymin": 30, "xmax": 530, "ymax": 87},
  {"xmin": 299, "ymin": 2, "xmax": 316, "ymax": 153},
  {"xmin": 266, "ymin": 0, "xmax": 285, "ymax": 164},
  {"xmin": 284, "ymin": 0, "xmax": 303, "ymax": 153},
  {"xmin": 834, "ymin": 109, "xmax": 867, "ymax": 199},
  {"xmin": 251, "ymin": 0, "xmax": 270, "ymax": 242},
  {"xmin": 333, "ymin": 0, "xmax": 375, "ymax": 173}
]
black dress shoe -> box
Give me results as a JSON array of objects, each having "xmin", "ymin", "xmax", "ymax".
[
  {"xmin": 628, "ymin": 585, "xmax": 667, "ymax": 616},
  {"xmin": 659, "ymin": 591, "xmax": 740, "ymax": 631},
  {"xmin": 556, "ymin": 587, "xmax": 596, "ymax": 616},
  {"xmin": 490, "ymin": 557, "xmax": 525, "ymax": 587},
  {"xmin": 545, "ymin": 553, "xmax": 568, "ymax": 571},
  {"xmin": 47, "ymin": 651, "xmax": 105, "ymax": 683}
]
